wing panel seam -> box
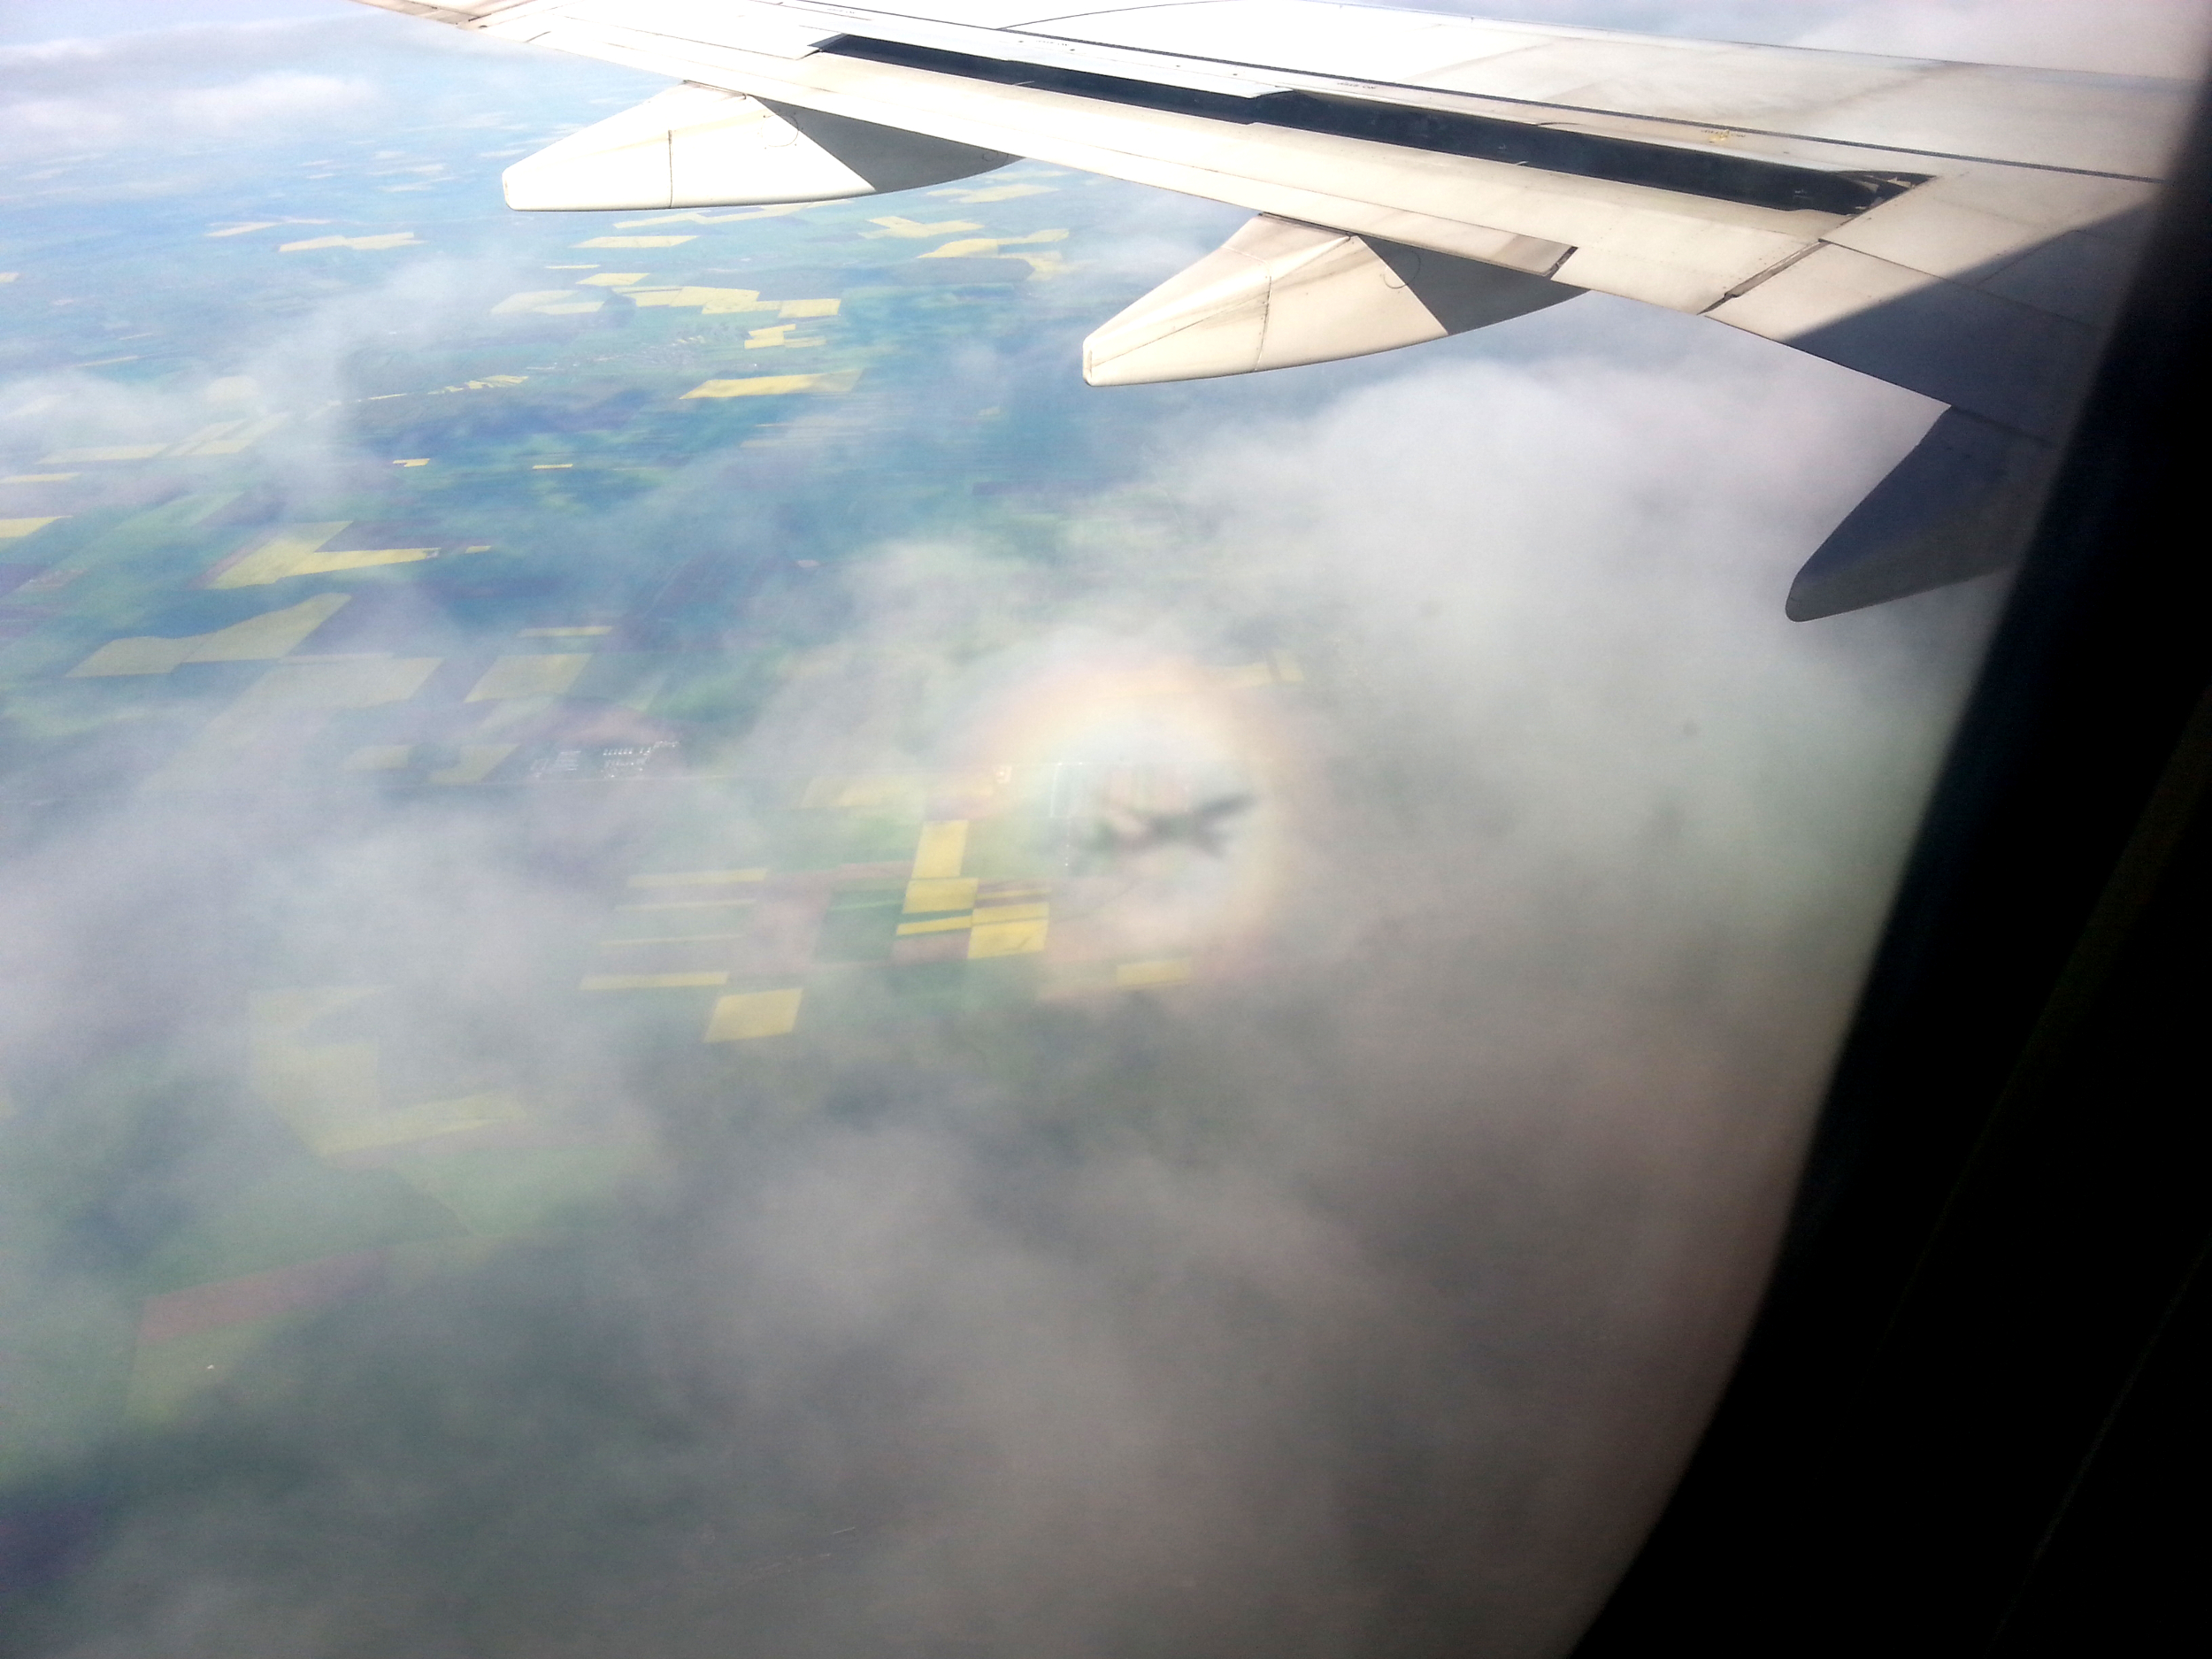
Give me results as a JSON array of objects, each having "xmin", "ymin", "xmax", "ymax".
[{"xmin": 820, "ymin": 35, "xmax": 1925, "ymax": 216}]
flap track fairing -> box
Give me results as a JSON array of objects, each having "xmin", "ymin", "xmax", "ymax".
[
  {"xmin": 1083, "ymin": 214, "xmax": 1582, "ymax": 387},
  {"xmin": 502, "ymin": 82, "xmax": 1014, "ymax": 212}
]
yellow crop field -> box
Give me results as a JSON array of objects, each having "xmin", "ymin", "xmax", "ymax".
[
  {"xmin": 703, "ymin": 988, "xmax": 803, "ymax": 1041},
  {"xmin": 745, "ymin": 325, "xmax": 818, "ymax": 349},
  {"xmin": 233, "ymin": 657, "xmax": 442, "ymax": 710},
  {"xmin": 903, "ymin": 876, "xmax": 978, "ymax": 914},
  {"xmin": 67, "ymin": 593, "xmax": 351, "ymax": 677},
  {"xmin": 581, "ymin": 972, "xmax": 730, "ymax": 990},
  {"xmin": 37, "ymin": 445, "xmax": 166, "ymax": 463},
  {"xmin": 970, "ymin": 918, "xmax": 1048, "ymax": 958},
  {"xmin": 249, "ymin": 989, "xmax": 529, "ymax": 1157},
  {"xmin": 464, "ymin": 654, "xmax": 589, "ymax": 701},
  {"xmin": 209, "ymin": 524, "xmax": 442, "ymax": 588},
  {"xmin": 279, "ymin": 233, "xmax": 421, "ymax": 252},
  {"xmin": 864, "ymin": 216, "xmax": 982, "ymax": 239},
  {"xmin": 972, "ymin": 902, "xmax": 1048, "ymax": 925},
  {"xmin": 895, "ymin": 914, "xmax": 975, "ymax": 937},
  {"xmin": 628, "ymin": 286, "xmax": 778, "ymax": 314},
  {"xmin": 70, "ymin": 638, "xmax": 204, "ymax": 676},
  {"xmin": 910, "ymin": 820, "xmax": 968, "ymax": 879},
  {"xmin": 919, "ymin": 228, "xmax": 1067, "ymax": 259},
  {"xmin": 681, "ymin": 372, "xmax": 861, "ymax": 398}
]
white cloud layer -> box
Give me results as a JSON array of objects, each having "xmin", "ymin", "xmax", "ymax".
[
  {"xmin": 0, "ymin": 68, "xmax": 377, "ymax": 150},
  {"xmin": 0, "ymin": 255, "xmax": 1999, "ymax": 1657},
  {"xmin": 0, "ymin": 10, "xmax": 557, "ymax": 157}
]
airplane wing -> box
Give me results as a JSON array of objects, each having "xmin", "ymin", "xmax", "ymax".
[{"xmin": 346, "ymin": 1, "xmax": 2196, "ymax": 617}]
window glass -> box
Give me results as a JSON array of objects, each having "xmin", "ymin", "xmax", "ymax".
[{"xmin": 0, "ymin": 3, "xmax": 2200, "ymax": 1654}]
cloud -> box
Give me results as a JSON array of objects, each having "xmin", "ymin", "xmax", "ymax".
[
  {"xmin": 0, "ymin": 19, "xmax": 355, "ymax": 97},
  {"xmin": 0, "ymin": 254, "xmax": 1998, "ymax": 1659},
  {"xmin": 0, "ymin": 70, "xmax": 378, "ymax": 152},
  {"xmin": 0, "ymin": 4, "xmax": 341, "ymax": 49},
  {"xmin": 0, "ymin": 20, "xmax": 384, "ymax": 154},
  {"xmin": 0, "ymin": 10, "xmax": 598, "ymax": 159}
]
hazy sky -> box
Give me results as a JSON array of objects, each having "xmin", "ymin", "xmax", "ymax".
[{"xmin": 0, "ymin": 4, "xmax": 2201, "ymax": 1658}]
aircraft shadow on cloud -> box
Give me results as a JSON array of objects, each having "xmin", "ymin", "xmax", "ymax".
[
  {"xmin": 1085, "ymin": 793, "xmax": 1255, "ymax": 860},
  {"xmin": 351, "ymin": 0, "xmax": 2194, "ymax": 617}
]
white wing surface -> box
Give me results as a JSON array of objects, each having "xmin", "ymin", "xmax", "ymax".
[{"xmin": 347, "ymin": 0, "xmax": 2196, "ymax": 615}]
